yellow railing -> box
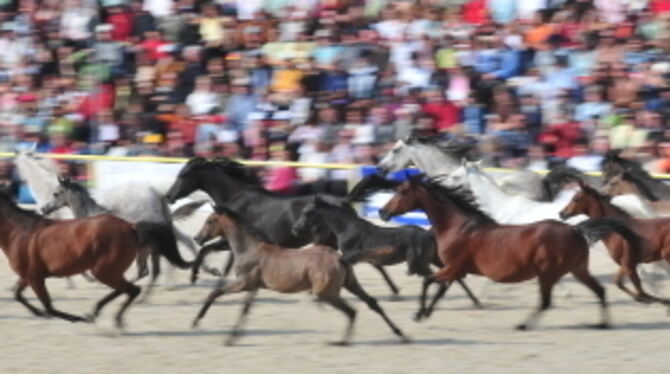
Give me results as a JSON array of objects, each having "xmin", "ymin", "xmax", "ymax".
[{"xmin": 3, "ymin": 152, "xmax": 670, "ymax": 178}]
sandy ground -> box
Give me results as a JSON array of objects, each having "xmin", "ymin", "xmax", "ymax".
[{"xmin": 1, "ymin": 210, "xmax": 669, "ymax": 374}]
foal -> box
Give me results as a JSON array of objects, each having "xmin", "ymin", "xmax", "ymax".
[
  {"xmin": 379, "ymin": 177, "xmax": 642, "ymax": 329},
  {"xmin": 291, "ymin": 197, "xmax": 482, "ymax": 319},
  {"xmin": 560, "ymin": 183, "xmax": 670, "ymax": 304},
  {"xmin": 192, "ymin": 205, "xmax": 408, "ymax": 345},
  {"xmin": 0, "ymin": 192, "xmax": 147, "ymax": 327}
]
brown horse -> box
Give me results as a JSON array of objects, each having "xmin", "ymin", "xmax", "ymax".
[
  {"xmin": 378, "ymin": 177, "xmax": 642, "ymax": 330},
  {"xmin": 191, "ymin": 205, "xmax": 408, "ymax": 345},
  {"xmin": 601, "ymin": 172, "xmax": 670, "ymax": 215},
  {"xmin": 560, "ymin": 183, "xmax": 670, "ymax": 305},
  {"xmin": 0, "ymin": 192, "xmax": 188, "ymax": 327}
]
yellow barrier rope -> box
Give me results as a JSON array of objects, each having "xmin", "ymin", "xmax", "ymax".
[{"xmin": 2, "ymin": 152, "xmax": 670, "ymax": 178}]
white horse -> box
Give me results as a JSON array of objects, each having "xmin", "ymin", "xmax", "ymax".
[
  {"xmin": 13, "ymin": 149, "xmax": 199, "ymax": 287},
  {"xmin": 377, "ymin": 138, "xmax": 547, "ymax": 201}
]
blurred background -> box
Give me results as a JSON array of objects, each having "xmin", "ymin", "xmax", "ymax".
[{"xmin": 2, "ymin": 0, "xmax": 670, "ymax": 198}]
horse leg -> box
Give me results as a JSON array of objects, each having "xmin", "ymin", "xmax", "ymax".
[
  {"xmin": 415, "ymin": 276, "xmax": 434, "ymax": 321},
  {"xmin": 372, "ymin": 265, "xmax": 400, "ymax": 298},
  {"xmin": 192, "ymin": 277, "xmax": 250, "ymax": 328},
  {"xmin": 344, "ymin": 272, "xmax": 408, "ymax": 342},
  {"xmin": 627, "ymin": 262, "xmax": 670, "ymax": 305},
  {"xmin": 190, "ymin": 241, "xmax": 228, "ymax": 284},
  {"xmin": 225, "ymin": 289, "xmax": 258, "ymax": 346},
  {"xmin": 222, "ymin": 252, "xmax": 235, "ymax": 277},
  {"xmin": 638, "ymin": 263, "xmax": 660, "ymax": 295},
  {"xmin": 92, "ymin": 270, "xmax": 141, "ymax": 328},
  {"xmin": 14, "ymin": 279, "xmax": 45, "ymax": 317},
  {"xmin": 456, "ymin": 279, "xmax": 483, "ymax": 309},
  {"xmin": 422, "ymin": 280, "xmax": 452, "ymax": 320},
  {"xmin": 321, "ymin": 296, "xmax": 356, "ymax": 346},
  {"xmin": 517, "ymin": 277, "xmax": 554, "ymax": 330},
  {"xmin": 131, "ymin": 245, "xmax": 151, "ymax": 283},
  {"xmin": 571, "ymin": 263, "xmax": 610, "ymax": 328},
  {"xmin": 29, "ymin": 278, "xmax": 87, "ymax": 322},
  {"xmin": 614, "ymin": 267, "xmax": 646, "ymax": 302},
  {"xmin": 136, "ymin": 251, "xmax": 161, "ymax": 304}
]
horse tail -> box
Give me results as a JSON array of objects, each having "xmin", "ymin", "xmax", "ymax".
[
  {"xmin": 573, "ymin": 218, "xmax": 644, "ymax": 260},
  {"xmin": 134, "ymin": 222, "xmax": 193, "ymax": 269},
  {"xmin": 171, "ymin": 200, "xmax": 210, "ymax": 221}
]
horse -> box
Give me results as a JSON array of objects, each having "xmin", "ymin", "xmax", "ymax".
[
  {"xmin": 376, "ymin": 136, "xmax": 548, "ymax": 201},
  {"xmin": 165, "ymin": 157, "xmax": 403, "ymax": 297},
  {"xmin": 14, "ymin": 150, "xmax": 200, "ymax": 285},
  {"xmin": 377, "ymin": 176, "xmax": 643, "ymax": 329},
  {"xmin": 0, "ymin": 191, "xmax": 190, "ymax": 327},
  {"xmin": 602, "ymin": 171, "xmax": 670, "ymax": 216},
  {"xmin": 191, "ymin": 205, "xmax": 409, "ymax": 346},
  {"xmin": 601, "ymin": 150, "xmax": 670, "ymax": 200},
  {"xmin": 40, "ymin": 177, "xmax": 198, "ymax": 298},
  {"xmin": 559, "ymin": 183, "xmax": 670, "ymax": 305},
  {"xmin": 291, "ymin": 196, "xmax": 482, "ymax": 319}
]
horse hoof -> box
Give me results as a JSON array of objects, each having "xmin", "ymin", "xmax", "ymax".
[
  {"xmin": 327, "ymin": 341, "xmax": 351, "ymax": 347},
  {"xmin": 84, "ymin": 314, "xmax": 96, "ymax": 323},
  {"xmin": 590, "ymin": 322, "xmax": 611, "ymax": 330},
  {"xmin": 191, "ymin": 320, "xmax": 200, "ymax": 329},
  {"xmin": 413, "ymin": 312, "xmax": 425, "ymax": 322},
  {"xmin": 399, "ymin": 335, "xmax": 411, "ymax": 344},
  {"xmin": 515, "ymin": 324, "xmax": 529, "ymax": 331}
]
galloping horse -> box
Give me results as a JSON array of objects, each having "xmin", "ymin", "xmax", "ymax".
[
  {"xmin": 378, "ymin": 176, "xmax": 642, "ymax": 329},
  {"xmin": 378, "ymin": 136, "xmax": 554, "ymax": 201},
  {"xmin": 165, "ymin": 157, "xmax": 403, "ymax": 297},
  {"xmin": 602, "ymin": 171, "xmax": 670, "ymax": 216},
  {"xmin": 560, "ymin": 183, "xmax": 670, "ymax": 304},
  {"xmin": 191, "ymin": 205, "xmax": 408, "ymax": 345},
  {"xmin": 601, "ymin": 150, "xmax": 670, "ymax": 200},
  {"xmin": 292, "ymin": 196, "xmax": 482, "ymax": 319},
  {"xmin": 0, "ymin": 192, "xmax": 190, "ymax": 327}
]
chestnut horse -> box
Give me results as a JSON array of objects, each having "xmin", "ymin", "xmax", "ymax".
[
  {"xmin": 191, "ymin": 205, "xmax": 408, "ymax": 345},
  {"xmin": 0, "ymin": 192, "xmax": 189, "ymax": 327},
  {"xmin": 560, "ymin": 183, "xmax": 670, "ymax": 305},
  {"xmin": 378, "ymin": 177, "xmax": 642, "ymax": 329}
]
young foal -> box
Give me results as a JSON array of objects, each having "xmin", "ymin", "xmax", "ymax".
[
  {"xmin": 192, "ymin": 205, "xmax": 408, "ymax": 345},
  {"xmin": 0, "ymin": 192, "xmax": 145, "ymax": 327},
  {"xmin": 560, "ymin": 183, "xmax": 670, "ymax": 304},
  {"xmin": 291, "ymin": 197, "xmax": 482, "ymax": 319},
  {"xmin": 378, "ymin": 177, "xmax": 642, "ymax": 329}
]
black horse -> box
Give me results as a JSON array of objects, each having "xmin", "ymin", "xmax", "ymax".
[
  {"xmin": 292, "ymin": 197, "xmax": 482, "ymax": 320},
  {"xmin": 165, "ymin": 157, "xmax": 402, "ymax": 296}
]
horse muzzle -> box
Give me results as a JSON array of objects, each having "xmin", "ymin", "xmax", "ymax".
[{"xmin": 378, "ymin": 209, "xmax": 391, "ymax": 222}]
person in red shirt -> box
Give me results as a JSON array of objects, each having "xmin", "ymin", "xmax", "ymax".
[
  {"xmin": 137, "ymin": 30, "xmax": 169, "ymax": 61},
  {"xmin": 421, "ymin": 89, "xmax": 460, "ymax": 132},
  {"xmin": 461, "ymin": 0, "xmax": 488, "ymax": 25},
  {"xmin": 651, "ymin": 0, "xmax": 670, "ymax": 14},
  {"xmin": 105, "ymin": 5, "xmax": 133, "ymax": 42}
]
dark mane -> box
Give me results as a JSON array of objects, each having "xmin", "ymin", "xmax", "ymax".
[
  {"xmin": 407, "ymin": 136, "xmax": 480, "ymax": 160},
  {"xmin": 416, "ymin": 178, "xmax": 495, "ymax": 224},
  {"xmin": 619, "ymin": 171, "xmax": 660, "ymax": 202},
  {"xmin": 213, "ymin": 204, "xmax": 272, "ymax": 243},
  {"xmin": 580, "ymin": 184, "xmax": 632, "ymax": 218},
  {"xmin": 0, "ymin": 191, "xmax": 48, "ymax": 228},
  {"xmin": 314, "ymin": 196, "xmax": 358, "ymax": 216},
  {"xmin": 347, "ymin": 174, "xmax": 401, "ymax": 203},
  {"xmin": 542, "ymin": 166, "xmax": 590, "ymax": 200},
  {"xmin": 182, "ymin": 157, "xmax": 264, "ymax": 187},
  {"xmin": 60, "ymin": 179, "xmax": 91, "ymax": 195}
]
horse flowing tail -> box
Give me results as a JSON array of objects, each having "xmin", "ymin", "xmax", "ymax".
[
  {"xmin": 134, "ymin": 222, "xmax": 193, "ymax": 269},
  {"xmin": 573, "ymin": 218, "xmax": 644, "ymax": 260}
]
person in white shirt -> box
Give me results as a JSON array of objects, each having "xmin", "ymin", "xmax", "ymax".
[{"xmin": 186, "ymin": 76, "xmax": 221, "ymax": 115}]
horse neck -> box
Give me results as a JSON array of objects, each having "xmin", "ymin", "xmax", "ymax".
[
  {"xmin": 467, "ymin": 171, "xmax": 509, "ymax": 206},
  {"xmin": 216, "ymin": 214, "xmax": 263, "ymax": 258},
  {"xmin": 597, "ymin": 198, "xmax": 632, "ymax": 219},
  {"xmin": 69, "ymin": 191, "xmax": 108, "ymax": 218},
  {"xmin": 316, "ymin": 208, "xmax": 368, "ymax": 240},
  {"xmin": 198, "ymin": 172, "xmax": 248, "ymax": 205},
  {"xmin": 412, "ymin": 146, "xmax": 460, "ymax": 176},
  {"xmin": 415, "ymin": 189, "xmax": 469, "ymax": 232},
  {"xmin": 15, "ymin": 157, "xmax": 59, "ymax": 206},
  {"xmin": 0, "ymin": 200, "xmax": 44, "ymax": 253}
]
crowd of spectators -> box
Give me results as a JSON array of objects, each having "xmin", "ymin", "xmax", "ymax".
[{"xmin": 4, "ymin": 0, "xmax": 670, "ymax": 193}]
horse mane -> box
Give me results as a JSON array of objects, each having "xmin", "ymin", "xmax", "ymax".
[
  {"xmin": 417, "ymin": 178, "xmax": 495, "ymax": 224},
  {"xmin": 579, "ymin": 183, "xmax": 632, "ymax": 218},
  {"xmin": 0, "ymin": 191, "xmax": 48, "ymax": 227},
  {"xmin": 346, "ymin": 174, "xmax": 401, "ymax": 203},
  {"xmin": 182, "ymin": 157, "xmax": 264, "ymax": 187},
  {"xmin": 313, "ymin": 196, "xmax": 358, "ymax": 216},
  {"xmin": 542, "ymin": 166, "xmax": 589, "ymax": 200},
  {"xmin": 213, "ymin": 204, "xmax": 272, "ymax": 243},
  {"xmin": 619, "ymin": 171, "xmax": 660, "ymax": 202},
  {"xmin": 406, "ymin": 135, "xmax": 480, "ymax": 160}
]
